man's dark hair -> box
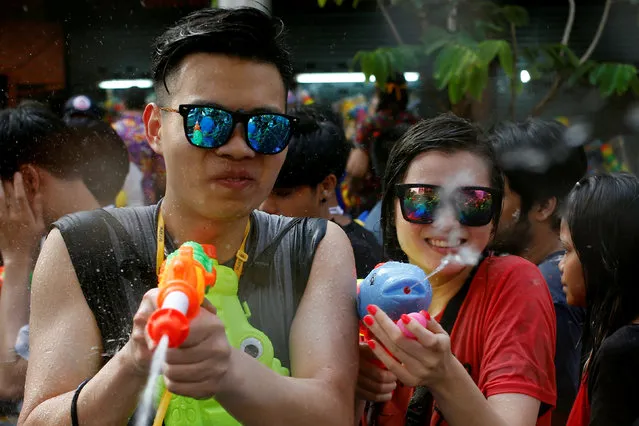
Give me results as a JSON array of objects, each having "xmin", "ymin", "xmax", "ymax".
[
  {"xmin": 122, "ymin": 87, "xmax": 148, "ymax": 111},
  {"xmin": 491, "ymin": 119, "xmax": 588, "ymax": 230},
  {"xmin": 152, "ymin": 7, "xmax": 293, "ymax": 101},
  {"xmin": 0, "ymin": 101, "xmax": 82, "ymax": 180},
  {"xmin": 64, "ymin": 116, "xmax": 129, "ymax": 206},
  {"xmin": 370, "ymin": 123, "xmax": 412, "ymax": 179},
  {"xmin": 274, "ymin": 105, "xmax": 350, "ymax": 189}
]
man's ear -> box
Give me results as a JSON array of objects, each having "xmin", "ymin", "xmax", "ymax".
[
  {"xmin": 321, "ymin": 174, "xmax": 338, "ymax": 193},
  {"xmin": 19, "ymin": 164, "xmax": 41, "ymax": 199},
  {"xmin": 531, "ymin": 197, "xmax": 558, "ymax": 222},
  {"xmin": 317, "ymin": 175, "xmax": 338, "ymax": 203},
  {"xmin": 144, "ymin": 103, "xmax": 163, "ymax": 155}
]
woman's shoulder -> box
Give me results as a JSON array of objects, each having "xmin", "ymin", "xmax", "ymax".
[
  {"xmin": 600, "ymin": 324, "xmax": 639, "ymax": 357},
  {"xmin": 480, "ymin": 254, "xmax": 543, "ymax": 281},
  {"xmin": 473, "ymin": 254, "xmax": 549, "ymax": 301}
]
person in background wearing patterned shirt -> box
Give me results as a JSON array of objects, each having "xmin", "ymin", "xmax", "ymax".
[{"xmin": 112, "ymin": 87, "xmax": 166, "ymax": 205}]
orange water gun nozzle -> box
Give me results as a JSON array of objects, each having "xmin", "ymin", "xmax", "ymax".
[{"xmin": 147, "ymin": 244, "xmax": 217, "ymax": 348}]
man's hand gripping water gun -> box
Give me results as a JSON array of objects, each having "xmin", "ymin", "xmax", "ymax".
[
  {"xmin": 139, "ymin": 241, "xmax": 289, "ymax": 426},
  {"xmin": 146, "ymin": 242, "xmax": 217, "ymax": 348}
]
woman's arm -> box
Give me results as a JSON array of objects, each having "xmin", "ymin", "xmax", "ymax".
[
  {"xmin": 0, "ymin": 174, "xmax": 45, "ymax": 400},
  {"xmin": 0, "ymin": 258, "xmax": 31, "ymax": 400},
  {"xmin": 363, "ymin": 258, "xmax": 557, "ymax": 426},
  {"xmin": 19, "ymin": 229, "xmax": 151, "ymax": 426},
  {"xmin": 432, "ymin": 355, "xmax": 540, "ymax": 426},
  {"xmin": 214, "ymin": 222, "xmax": 359, "ymax": 425}
]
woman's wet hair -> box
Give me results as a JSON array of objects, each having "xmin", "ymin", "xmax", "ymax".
[
  {"xmin": 151, "ymin": 7, "xmax": 293, "ymax": 102},
  {"xmin": 381, "ymin": 113, "xmax": 504, "ymax": 261},
  {"xmin": 564, "ymin": 172, "xmax": 639, "ymax": 376}
]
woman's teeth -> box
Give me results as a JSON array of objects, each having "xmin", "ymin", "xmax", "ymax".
[{"xmin": 427, "ymin": 239, "xmax": 462, "ymax": 248}]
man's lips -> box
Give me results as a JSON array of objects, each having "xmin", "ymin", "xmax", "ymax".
[{"xmin": 211, "ymin": 173, "xmax": 256, "ymax": 189}]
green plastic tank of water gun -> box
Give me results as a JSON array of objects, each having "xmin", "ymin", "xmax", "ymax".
[{"xmin": 159, "ymin": 242, "xmax": 289, "ymax": 426}]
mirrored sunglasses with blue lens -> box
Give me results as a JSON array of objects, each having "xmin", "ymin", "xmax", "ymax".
[
  {"xmin": 395, "ymin": 184, "xmax": 500, "ymax": 227},
  {"xmin": 160, "ymin": 104, "xmax": 298, "ymax": 155}
]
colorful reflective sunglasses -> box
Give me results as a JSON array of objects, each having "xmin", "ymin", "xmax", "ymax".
[
  {"xmin": 395, "ymin": 184, "xmax": 500, "ymax": 227},
  {"xmin": 160, "ymin": 104, "xmax": 298, "ymax": 155}
]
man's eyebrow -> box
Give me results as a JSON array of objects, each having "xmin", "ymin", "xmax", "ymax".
[{"xmin": 187, "ymin": 101, "xmax": 283, "ymax": 114}]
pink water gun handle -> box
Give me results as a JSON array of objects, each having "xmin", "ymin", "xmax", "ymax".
[{"xmin": 396, "ymin": 312, "xmax": 429, "ymax": 339}]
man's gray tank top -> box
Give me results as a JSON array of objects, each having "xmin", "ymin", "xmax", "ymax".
[{"xmin": 54, "ymin": 204, "xmax": 327, "ymax": 369}]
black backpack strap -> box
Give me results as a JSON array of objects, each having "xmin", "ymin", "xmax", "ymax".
[{"xmin": 403, "ymin": 257, "xmax": 484, "ymax": 426}]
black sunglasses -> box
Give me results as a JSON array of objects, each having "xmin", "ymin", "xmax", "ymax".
[
  {"xmin": 160, "ymin": 104, "xmax": 298, "ymax": 155},
  {"xmin": 395, "ymin": 183, "xmax": 501, "ymax": 227}
]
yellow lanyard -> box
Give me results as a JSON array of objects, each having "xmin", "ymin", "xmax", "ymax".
[
  {"xmin": 153, "ymin": 210, "xmax": 249, "ymax": 426},
  {"xmin": 155, "ymin": 210, "xmax": 250, "ymax": 278}
]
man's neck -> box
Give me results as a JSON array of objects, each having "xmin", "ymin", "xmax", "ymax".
[
  {"xmin": 161, "ymin": 197, "xmax": 250, "ymax": 264},
  {"xmin": 522, "ymin": 226, "xmax": 564, "ymax": 266},
  {"xmin": 54, "ymin": 180, "xmax": 100, "ymax": 219}
]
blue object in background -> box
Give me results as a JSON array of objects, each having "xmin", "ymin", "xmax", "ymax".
[{"xmin": 357, "ymin": 210, "xmax": 370, "ymax": 223}]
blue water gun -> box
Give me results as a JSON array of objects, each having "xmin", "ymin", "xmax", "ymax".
[{"xmin": 357, "ymin": 262, "xmax": 433, "ymax": 366}]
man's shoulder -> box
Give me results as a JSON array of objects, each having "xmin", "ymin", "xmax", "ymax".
[
  {"xmin": 54, "ymin": 205, "xmax": 156, "ymax": 235},
  {"xmin": 249, "ymin": 211, "xmax": 328, "ymax": 261},
  {"xmin": 251, "ymin": 210, "xmax": 326, "ymax": 236},
  {"xmin": 53, "ymin": 205, "xmax": 158, "ymax": 268}
]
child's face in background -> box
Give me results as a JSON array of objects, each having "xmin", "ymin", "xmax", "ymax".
[{"xmin": 394, "ymin": 150, "xmax": 494, "ymax": 277}]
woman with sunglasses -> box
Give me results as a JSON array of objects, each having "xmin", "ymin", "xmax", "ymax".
[
  {"xmin": 559, "ymin": 173, "xmax": 639, "ymax": 426},
  {"xmin": 358, "ymin": 114, "xmax": 557, "ymax": 426}
]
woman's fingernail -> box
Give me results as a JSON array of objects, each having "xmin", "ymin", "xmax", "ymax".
[
  {"xmin": 401, "ymin": 314, "xmax": 411, "ymax": 324},
  {"xmin": 420, "ymin": 310, "xmax": 431, "ymax": 321},
  {"xmin": 367, "ymin": 340, "xmax": 376, "ymax": 350},
  {"xmin": 367, "ymin": 305, "xmax": 378, "ymax": 315},
  {"xmin": 363, "ymin": 315, "xmax": 374, "ymax": 326}
]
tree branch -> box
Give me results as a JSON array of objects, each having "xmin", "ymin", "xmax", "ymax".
[
  {"xmin": 561, "ymin": 0, "xmax": 576, "ymax": 46},
  {"xmin": 509, "ymin": 22, "xmax": 519, "ymax": 120},
  {"xmin": 446, "ymin": 0, "xmax": 458, "ymax": 33},
  {"xmin": 531, "ymin": 76, "xmax": 562, "ymax": 116},
  {"xmin": 580, "ymin": 0, "xmax": 612, "ymax": 64},
  {"xmin": 377, "ymin": 0, "xmax": 404, "ymax": 45},
  {"xmin": 530, "ymin": 0, "xmax": 576, "ymax": 116}
]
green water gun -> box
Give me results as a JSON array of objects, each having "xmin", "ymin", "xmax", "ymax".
[{"xmin": 153, "ymin": 242, "xmax": 289, "ymax": 426}]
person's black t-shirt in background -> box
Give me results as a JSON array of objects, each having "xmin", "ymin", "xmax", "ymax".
[
  {"xmin": 589, "ymin": 324, "xmax": 639, "ymax": 426},
  {"xmin": 340, "ymin": 221, "xmax": 383, "ymax": 278}
]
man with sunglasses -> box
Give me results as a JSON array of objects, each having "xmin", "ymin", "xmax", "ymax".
[
  {"xmin": 490, "ymin": 119, "xmax": 588, "ymax": 426},
  {"xmin": 20, "ymin": 8, "xmax": 358, "ymax": 426}
]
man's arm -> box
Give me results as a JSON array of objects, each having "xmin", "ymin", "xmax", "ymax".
[
  {"xmin": 0, "ymin": 258, "xmax": 31, "ymax": 400},
  {"xmin": 215, "ymin": 221, "xmax": 359, "ymax": 425},
  {"xmin": 19, "ymin": 229, "xmax": 148, "ymax": 426}
]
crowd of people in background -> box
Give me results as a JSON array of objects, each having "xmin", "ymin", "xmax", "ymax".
[{"xmin": 0, "ymin": 6, "xmax": 637, "ymax": 426}]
